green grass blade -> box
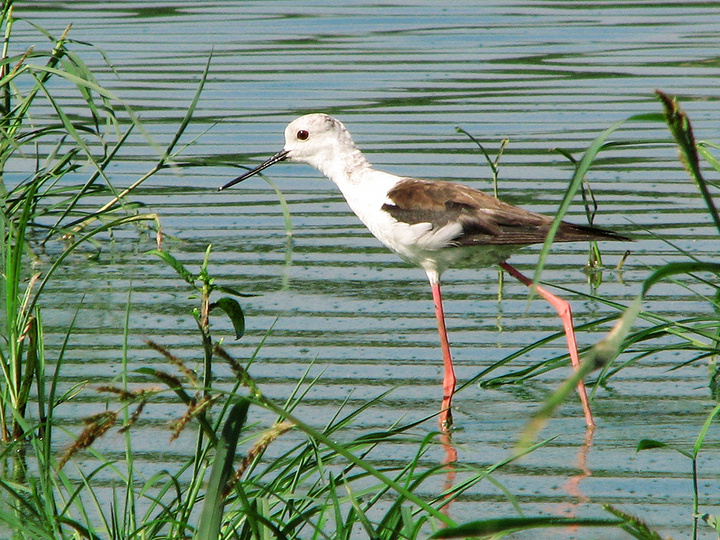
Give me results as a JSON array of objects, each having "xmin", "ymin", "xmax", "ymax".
[
  {"xmin": 692, "ymin": 401, "xmax": 720, "ymax": 458},
  {"xmin": 430, "ymin": 516, "xmax": 624, "ymax": 538},
  {"xmin": 195, "ymin": 399, "xmax": 250, "ymax": 540},
  {"xmin": 532, "ymin": 111, "xmax": 663, "ymax": 287},
  {"xmin": 657, "ymin": 90, "xmax": 720, "ymax": 234},
  {"xmin": 603, "ymin": 505, "xmax": 667, "ymax": 540},
  {"xmin": 148, "ymin": 249, "xmax": 198, "ymax": 288},
  {"xmin": 636, "ymin": 439, "xmax": 693, "ymax": 460},
  {"xmin": 210, "ymin": 297, "xmax": 245, "ymax": 339},
  {"xmin": 263, "ymin": 175, "xmax": 293, "ymax": 236},
  {"xmin": 42, "ymin": 125, "xmax": 136, "ymax": 243},
  {"xmin": 697, "ymin": 141, "xmax": 720, "ymax": 175},
  {"xmin": 163, "ymin": 51, "xmax": 212, "ymax": 162}
]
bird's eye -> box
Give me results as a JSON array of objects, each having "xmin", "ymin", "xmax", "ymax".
[{"xmin": 296, "ymin": 130, "xmax": 309, "ymax": 140}]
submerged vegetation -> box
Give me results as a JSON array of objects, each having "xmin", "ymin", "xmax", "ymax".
[{"xmin": 0, "ymin": 4, "xmax": 719, "ymax": 539}]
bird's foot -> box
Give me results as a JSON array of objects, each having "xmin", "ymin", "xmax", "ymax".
[{"xmin": 439, "ymin": 408, "xmax": 453, "ymax": 433}]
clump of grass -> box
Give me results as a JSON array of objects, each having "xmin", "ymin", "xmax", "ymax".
[
  {"xmin": 57, "ymin": 410, "xmax": 118, "ymax": 470},
  {"xmin": 635, "ymin": 401, "xmax": 720, "ymax": 539},
  {"xmin": 443, "ymin": 92, "xmax": 720, "ymax": 537},
  {"xmin": 0, "ymin": 0, "xmax": 220, "ymax": 444},
  {"xmin": 24, "ymin": 244, "xmax": 541, "ymax": 540},
  {"xmin": 469, "ymin": 92, "xmax": 720, "ymax": 399}
]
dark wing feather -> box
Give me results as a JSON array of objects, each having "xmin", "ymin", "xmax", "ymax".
[{"xmin": 382, "ymin": 178, "xmax": 628, "ymax": 247}]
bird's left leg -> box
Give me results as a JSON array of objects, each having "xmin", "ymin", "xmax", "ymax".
[{"xmin": 499, "ymin": 261, "xmax": 595, "ymax": 427}]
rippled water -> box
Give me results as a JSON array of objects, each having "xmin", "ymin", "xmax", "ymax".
[{"xmin": 10, "ymin": 1, "xmax": 720, "ymax": 537}]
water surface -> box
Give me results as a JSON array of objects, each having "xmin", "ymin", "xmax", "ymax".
[{"xmin": 10, "ymin": 2, "xmax": 720, "ymax": 537}]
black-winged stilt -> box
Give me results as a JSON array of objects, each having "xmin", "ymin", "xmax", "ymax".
[{"xmin": 220, "ymin": 113, "xmax": 627, "ymax": 432}]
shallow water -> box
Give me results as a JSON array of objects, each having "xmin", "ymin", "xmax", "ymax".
[{"xmin": 9, "ymin": 1, "xmax": 720, "ymax": 537}]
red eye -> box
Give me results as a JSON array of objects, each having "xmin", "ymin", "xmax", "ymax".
[{"xmin": 297, "ymin": 130, "xmax": 309, "ymax": 140}]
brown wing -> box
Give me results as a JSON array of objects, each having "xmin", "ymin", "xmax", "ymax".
[{"xmin": 381, "ymin": 178, "xmax": 628, "ymax": 246}]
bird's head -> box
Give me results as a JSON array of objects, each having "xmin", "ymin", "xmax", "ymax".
[{"xmin": 219, "ymin": 113, "xmax": 360, "ymax": 191}]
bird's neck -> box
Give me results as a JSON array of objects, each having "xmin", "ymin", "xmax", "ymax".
[{"xmin": 316, "ymin": 146, "xmax": 371, "ymax": 187}]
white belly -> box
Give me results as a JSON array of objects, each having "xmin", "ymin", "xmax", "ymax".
[{"xmin": 345, "ymin": 190, "xmax": 517, "ymax": 274}]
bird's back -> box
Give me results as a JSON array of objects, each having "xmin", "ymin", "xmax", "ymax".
[{"xmin": 381, "ymin": 178, "xmax": 628, "ymax": 248}]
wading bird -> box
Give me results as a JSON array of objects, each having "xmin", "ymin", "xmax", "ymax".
[{"xmin": 220, "ymin": 113, "xmax": 627, "ymax": 431}]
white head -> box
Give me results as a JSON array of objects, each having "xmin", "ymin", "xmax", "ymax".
[
  {"xmin": 282, "ymin": 113, "xmax": 357, "ymax": 167},
  {"xmin": 220, "ymin": 113, "xmax": 367, "ymax": 191}
]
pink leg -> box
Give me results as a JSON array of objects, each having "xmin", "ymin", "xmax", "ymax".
[
  {"xmin": 499, "ymin": 262, "xmax": 595, "ymax": 427},
  {"xmin": 430, "ymin": 279, "xmax": 455, "ymax": 432}
]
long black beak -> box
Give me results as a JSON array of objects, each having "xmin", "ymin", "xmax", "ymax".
[{"xmin": 218, "ymin": 149, "xmax": 289, "ymax": 191}]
